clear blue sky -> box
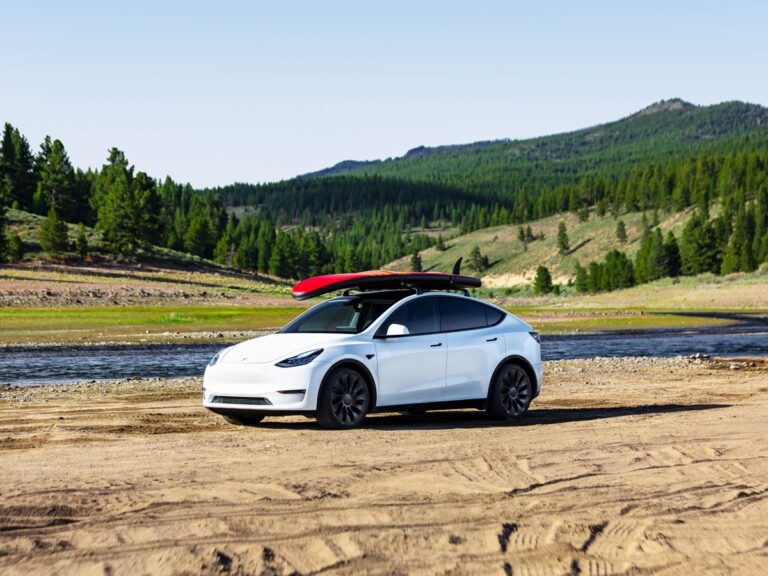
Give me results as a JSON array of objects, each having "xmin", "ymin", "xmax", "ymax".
[{"xmin": 3, "ymin": 0, "xmax": 766, "ymax": 187}]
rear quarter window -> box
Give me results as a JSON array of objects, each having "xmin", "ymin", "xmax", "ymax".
[{"xmin": 484, "ymin": 305, "xmax": 506, "ymax": 326}]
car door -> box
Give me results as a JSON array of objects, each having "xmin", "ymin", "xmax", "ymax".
[
  {"xmin": 374, "ymin": 297, "xmax": 447, "ymax": 406},
  {"xmin": 441, "ymin": 296, "xmax": 507, "ymax": 401}
]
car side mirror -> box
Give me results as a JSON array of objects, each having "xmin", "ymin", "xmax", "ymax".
[{"xmin": 386, "ymin": 323, "xmax": 409, "ymax": 337}]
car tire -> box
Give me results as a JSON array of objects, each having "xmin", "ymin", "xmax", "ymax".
[
  {"xmin": 487, "ymin": 363, "xmax": 532, "ymax": 421},
  {"xmin": 222, "ymin": 414, "xmax": 265, "ymax": 426},
  {"xmin": 317, "ymin": 367, "xmax": 371, "ymax": 429}
]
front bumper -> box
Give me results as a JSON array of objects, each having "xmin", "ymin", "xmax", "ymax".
[{"xmin": 202, "ymin": 359, "xmax": 328, "ymax": 414}]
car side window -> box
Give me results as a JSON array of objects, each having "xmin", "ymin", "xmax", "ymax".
[
  {"xmin": 440, "ymin": 297, "xmax": 489, "ymax": 332},
  {"xmin": 379, "ymin": 297, "xmax": 440, "ymax": 336},
  {"xmin": 484, "ymin": 305, "xmax": 506, "ymax": 326}
]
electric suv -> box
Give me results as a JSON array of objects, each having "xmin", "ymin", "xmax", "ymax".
[{"xmin": 203, "ymin": 289, "xmax": 542, "ymax": 428}]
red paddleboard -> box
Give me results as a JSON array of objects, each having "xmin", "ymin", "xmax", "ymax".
[{"xmin": 291, "ymin": 270, "xmax": 482, "ymax": 300}]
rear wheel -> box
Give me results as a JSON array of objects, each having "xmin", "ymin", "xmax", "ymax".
[
  {"xmin": 317, "ymin": 367, "xmax": 370, "ymax": 429},
  {"xmin": 222, "ymin": 414, "xmax": 265, "ymax": 426},
  {"xmin": 487, "ymin": 363, "xmax": 532, "ymax": 421}
]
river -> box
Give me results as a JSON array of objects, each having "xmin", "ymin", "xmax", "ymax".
[{"xmin": 1, "ymin": 317, "xmax": 766, "ymax": 386}]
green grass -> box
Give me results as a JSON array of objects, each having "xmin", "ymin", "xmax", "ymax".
[
  {"xmin": 0, "ymin": 306, "xmax": 305, "ymax": 344},
  {"xmin": 0, "ymin": 304, "xmax": 739, "ymax": 345}
]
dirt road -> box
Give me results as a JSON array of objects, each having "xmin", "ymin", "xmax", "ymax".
[{"xmin": 1, "ymin": 357, "xmax": 767, "ymax": 575}]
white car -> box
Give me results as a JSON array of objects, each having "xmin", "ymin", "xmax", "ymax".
[{"xmin": 203, "ymin": 285, "xmax": 542, "ymax": 429}]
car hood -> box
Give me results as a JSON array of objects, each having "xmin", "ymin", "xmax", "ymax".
[{"xmin": 220, "ymin": 332, "xmax": 348, "ymax": 364}]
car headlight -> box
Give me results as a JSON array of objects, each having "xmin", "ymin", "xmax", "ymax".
[
  {"xmin": 529, "ymin": 331, "xmax": 541, "ymax": 344},
  {"xmin": 276, "ymin": 348, "xmax": 323, "ymax": 368}
]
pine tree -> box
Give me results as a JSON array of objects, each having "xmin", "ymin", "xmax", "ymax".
[
  {"xmin": 587, "ymin": 261, "xmax": 602, "ymax": 293},
  {"xmin": 233, "ymin": 232, "xmax": 257, "ymax": 271},
  {"xmin": 602, "ymin": 250, "xmax": 635, "ymax": 290},
  {"xmin": 0, "ymin": 187, "xmax": 6, "ymax": 261},
  {"xmin": 0, "ymin": 124, "xmax": 14, "ymax": 200},
  {"xmin": 184, "ymin": 214, "xmax": 213, "ymax": 257},
  {"xmin": 753, "ymin": 186, "xmax": 768, "ymax": 264},
  {"xmin": 268, "ymin": 232, "xmax": 292, "ymax": 278},
  {"xmin": 92, "ymin": 148, "xmax": 136, "ymax": 255},
  {"xmin": 469, "ymin": 245, "xmax": 489, "ymax": 272},
  {"xmin": 525, "ymin": 225, "xmax": 534, "ymax": 241},
  {"xmin": 410, "ymin": 250, "xmax": 422, "ymax": 272},
  {"xmin": 34, "ymin": 138, "xmax": 76, "ymax": 218},
  {"xmin": 213, "ymin": 220, "xmax": 236, "ymax": 265},
  {"xmin": 517, "ymin": 226, "xmax": 525, "ymax": 243},
  {"xmin": 647, "ymin": 228, "xmax": 669, "ymax": 280},
  {"xmin": 680, "ymin": 212, "xmax": 720, "ymax": 275},
  {"xmin": 664, "ymin": 231, "xmax": 681, "ymax": 277},
  {"xmin": 633, "ymin": 228, "xmax": 653, "ymax": 283},
  {"xmin": 92, "ymin": 148, "xmax": 161, "ymax": 256},
  {"xmin": 435, "ymin": 235, "xmax": 447, "ymax": 251},
  {"xmin": 256, "ymin": 222, "xmax": 275, "ymax": 273},
  {"xmin": 76, "ymin": 224, "xmax": 88, "ymax": 258},
  {"xmin": 557, "ymin": 222, "xmax": 569, "ymax": 255},
  {"xmin": 736, "ymin": 206, "xmax": 756, "ymax": 272},
  {"xmin": 0, "ymin": 221, "xmax": 6, "ymax": 263},
  {"xmin": 0, "ymin": 124, "xmax": 35, "ymax": 210},
  {"xmin": 616, "ymin": 220, "xmax": 627, "ymax": 243},
  {"xmin": 7, "ymin": 231, "xmax": 23, "ymax": 262},
  {"xmin": 533, "ymin": 265, "xmax": 553, "ymax": 294},
  {"xmin": 133, "ymin": 171, "xmax": 162, "ymax": 247},
  {"xmin": 574, "ymin": 261, "xmax": 589, "ymax": 293},
  {"xmin": 39, "ymin": 205, "xmax": 69, "ymax": 253}
]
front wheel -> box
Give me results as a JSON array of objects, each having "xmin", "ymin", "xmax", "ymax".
[
  {"xmin": 487, "ymin": 364, "xmax": 532, "ymax": 421},
  {"xmin": 222, "ymin": 414, "xmax": 265, "ymax": 426},
  {"xmin": 317, "ymin": 367, "xmax": 370, "ymax": 429}
]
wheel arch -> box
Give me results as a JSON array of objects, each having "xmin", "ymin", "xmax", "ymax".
[
  {"xmin": 486, "ymin": 354, "xmax": 538, "ymax": 405},
  {"xmin": 319, "ymin": 359, "xmax": 378, "ymax": 409}
]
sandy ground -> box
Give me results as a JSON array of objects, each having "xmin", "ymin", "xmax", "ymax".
[{"xmin": 1, "ymin": 357, "xmax": 767, "ymax": 575}]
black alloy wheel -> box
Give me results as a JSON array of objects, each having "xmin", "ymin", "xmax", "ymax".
[
  {"xmin": 317, "ymin": 368, "xmax": 370, "ymax": 429},
  {"xmin": 487, "ymin": 364, "xmax": 532, "ymax": 420}
]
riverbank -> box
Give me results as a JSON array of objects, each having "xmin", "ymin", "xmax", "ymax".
[
  {"xmin": 1, "ymin": 356, "xmax": 767, "ymax": 575},
  {"xmin": 2, "ymin": 262, "xmax": 766, "ymax": 345},
  {"xmin": 0, "ymin": 306, "xmax": 744, "ymax": 346}
]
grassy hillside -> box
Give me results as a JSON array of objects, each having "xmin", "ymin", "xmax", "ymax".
[
  {"xmin": 388, "ymin": 207, "xmax": 696, "ymax": 284},
  {"xmin": 6, "ymin": 208, "xmax": 231, "ymax": 269}
]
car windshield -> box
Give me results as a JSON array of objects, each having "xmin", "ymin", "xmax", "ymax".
[{"xmin": 280, "ymin": 294, "xmax": 403, "ymax": 334}]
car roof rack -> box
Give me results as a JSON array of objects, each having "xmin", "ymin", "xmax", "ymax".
[{"xmin": 340, "ymin": 285, "xmax": 471, "ymax": 298}]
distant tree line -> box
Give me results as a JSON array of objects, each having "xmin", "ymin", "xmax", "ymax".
[
  {"xmin": 0, "ymin": 123, "xmax": 434, "ymax": 275},
  {"xmin": 205, "ymin": 144, "xmax": 768, "ymax": 250},
  {"xmin": 1, "ymin": 117, "xmax": 767, "ymax": 282}
]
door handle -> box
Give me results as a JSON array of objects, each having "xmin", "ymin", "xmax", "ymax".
[
  {"xmin": 486, "ymin": 337, "xmax": 498, "ymax": 342},
  {"xmin": 430, "ymin": 342, "xmax": 443, "ymax": 347}
]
